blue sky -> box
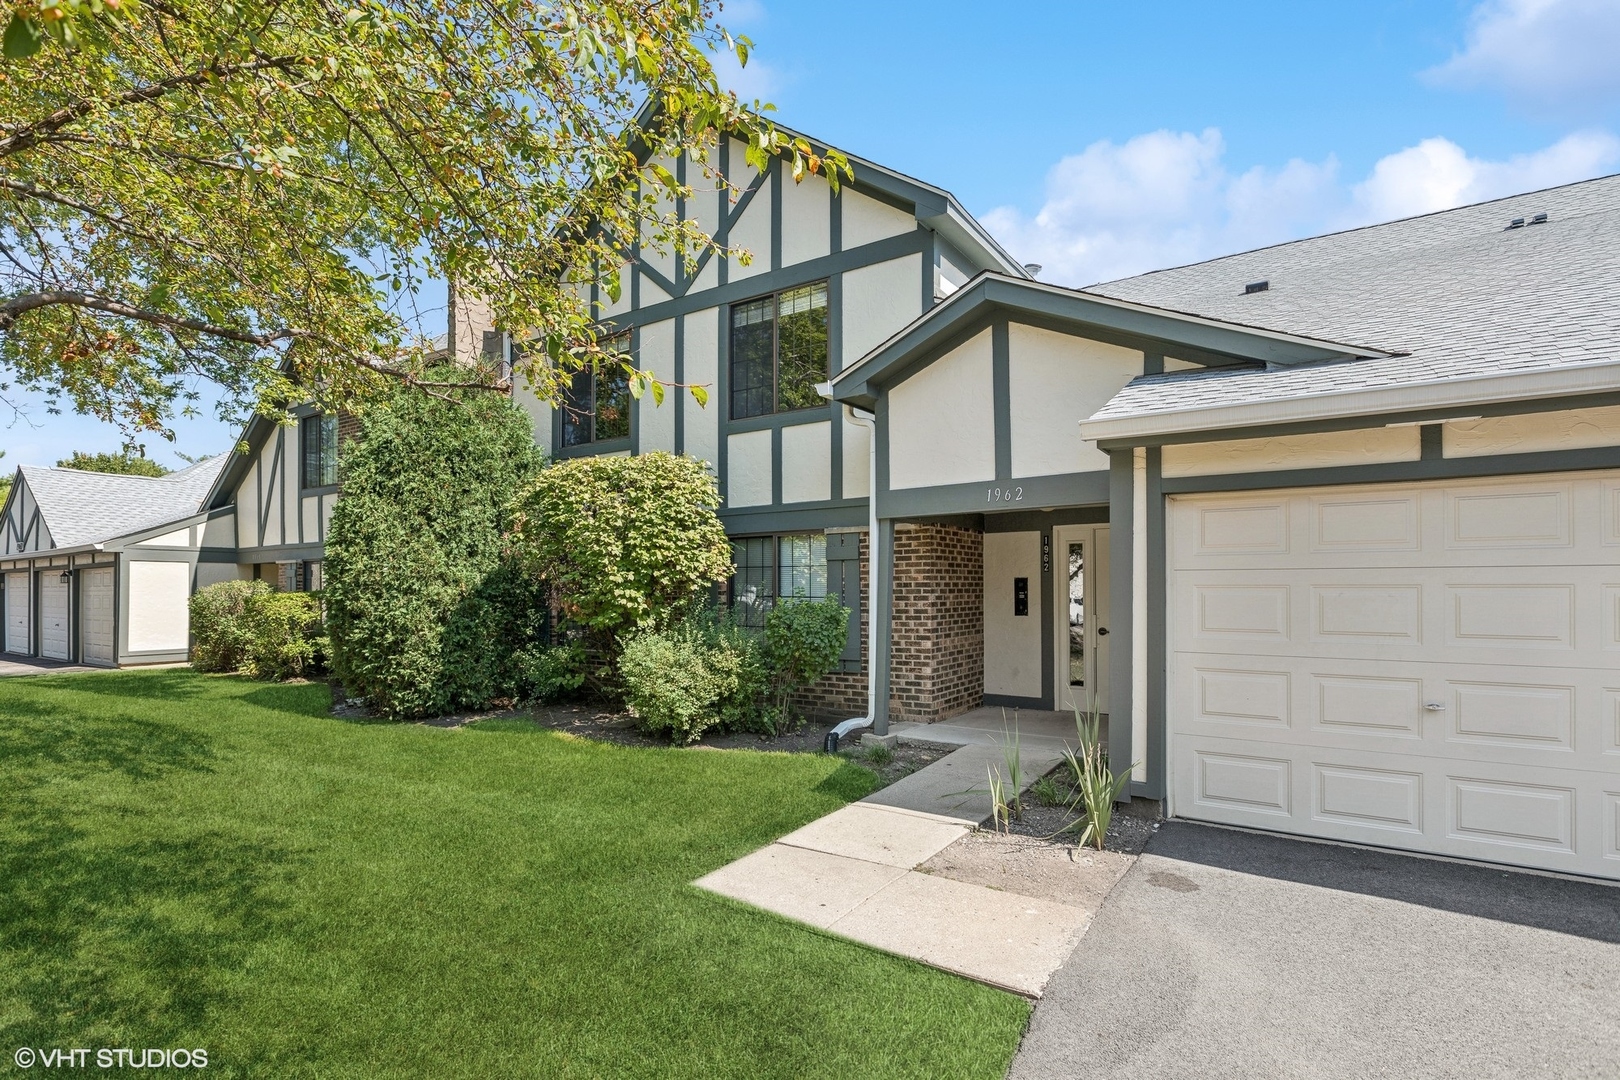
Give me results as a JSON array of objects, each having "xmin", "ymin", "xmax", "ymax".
[{"xmin": 6, "ymin": 0, "xmax": 1620, "ymax": 469}]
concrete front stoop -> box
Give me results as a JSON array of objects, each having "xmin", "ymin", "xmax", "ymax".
[{"xmin": 695, "ymin": 734, "xmax": 1115, "ymax": 998}]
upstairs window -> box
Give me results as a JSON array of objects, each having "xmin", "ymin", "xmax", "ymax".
[
  {"xmin": 730, "ymin": 281, "xmax": 829, "ymax": 420},
  {"xmin": 562, "ymin": 333, "xmax": 632, "ymax": 447},
  {"xmin": 300, "ymin": 413, "xmax": 338, "ymax": 489}
]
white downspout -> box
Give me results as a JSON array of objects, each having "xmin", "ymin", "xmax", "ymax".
[{"xmin": 822, "ymin": 395, "xmax": 878, "ymax": 752}]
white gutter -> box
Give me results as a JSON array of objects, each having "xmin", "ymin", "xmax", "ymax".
[{"xmin": 1080, "ymin": 357, "xmax": 1620, "ymax": 443}]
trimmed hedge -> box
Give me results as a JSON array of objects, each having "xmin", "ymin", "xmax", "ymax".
[
  {"xmin": 190, "ymin": 579, "xmax": 270, "ymax": 673},
  {"xmin": 323, "ymin": 375, "xmax": 545, "ymax": 718},
  {"xmin": 189, "ymin": 579, "xmax": 326, "ymax": 680},
  {"xmin": 508, "ymin": 452, "xmax": 733, "ymax": 670}
]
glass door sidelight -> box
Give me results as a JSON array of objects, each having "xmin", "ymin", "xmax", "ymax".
[{"xmin": 1053, "ymin": 525, "xmax": 1110, "ymax": 715}]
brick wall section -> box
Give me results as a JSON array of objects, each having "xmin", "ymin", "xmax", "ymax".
[
  {"xmin": 789, "ymin": 531, "xmax": 869, "ymax": 721},
  {"xmin": 889, "ymin": 524, "xmax": 984, "ymax": 722}
]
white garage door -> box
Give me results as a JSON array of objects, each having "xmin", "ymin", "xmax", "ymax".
[
  {"xmin": 81, "ymin": 567, "xmax": 115, "ymax": 666},
  {"xmin": 38, "ymin": 573, "xmax": 70, "ymax": 660},
  {"xmin": 1169, "ymin": 469, "xmax": 1620, "ymax": 881},
  {"xmin": 4, "ymin": 571, "xmax": 29, "ymax": 654}
]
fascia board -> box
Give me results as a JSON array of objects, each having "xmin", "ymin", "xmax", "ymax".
[
  {"xmin": 831, "ymin": 273, "xmax": 1385, "ymax": 406},
  {"xmin": 1080, "ymin": 358, "xmax": 1620, "ymax": 443}
]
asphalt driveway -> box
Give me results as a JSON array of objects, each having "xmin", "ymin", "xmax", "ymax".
[{"xmin": 1011, "ymin": 822, "xmax": 1620, "ymax": 1080}]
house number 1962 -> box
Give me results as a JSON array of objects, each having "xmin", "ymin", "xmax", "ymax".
[{"xmin": 987, "ymin": 486, "xmax": 1024, "ymax": 503}]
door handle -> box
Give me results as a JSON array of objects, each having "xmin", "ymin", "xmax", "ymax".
[
  {"xmin": 1097, "ymin": 627, "xmax": 1109, "ymax": 636},
  {"xmin": 1423, "ymin": 702, "xmax": 1445, "ymax": 711}
]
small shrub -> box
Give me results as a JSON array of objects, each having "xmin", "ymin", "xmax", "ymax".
[
  {"xmin": 618, "ymin": 608, "xmax": 766, "ymax": 744},
  {"xmin": 516, "ymin": 642, "xmax": 587, "ymax": 702},
  {"xmin": 190, "ymin": 579, "xmax": 271, "ymax": 672},
  {"xmin": 242, "ymin": 591, "xmax": 327, "ymax": 680},
  {"xmin": 763, "ymin": 595, "xmax": 850, "ymax": 727}
]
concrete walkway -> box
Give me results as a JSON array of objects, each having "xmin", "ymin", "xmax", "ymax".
[
  {"xmin": 0, "ymin": 655, "xmax": 103, "ymax": 677},
  {"xmin": 1011, "ymin": 821, "xmax": 1620, "ymax": 1079},
  {"xmin": 696, "ymin": 727, "xmax": 1096, "ymax": 997}
]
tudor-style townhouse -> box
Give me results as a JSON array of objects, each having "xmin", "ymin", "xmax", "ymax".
[{"xmin": 7, "ymin": 119, "xmax": 1619, "ymax": 884}]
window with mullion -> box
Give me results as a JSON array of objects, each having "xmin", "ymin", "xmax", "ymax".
[
  {"xmin": 300, "ymin": 413, "xmax": 338, "ymax": 489},
  {"xmin": 729, "ymin": 532, "xmax": 829, "ymax": 629},
  {"xmin": 729, "ymin": 281, "xmax": 828, "ymax": 420},
  {"xmin": 562, "ymin": 334, "xmax": 632, "ymax": 446}
]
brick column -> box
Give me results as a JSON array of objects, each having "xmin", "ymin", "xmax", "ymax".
[{"xmin": 888, "ymin": 523, "xmax": 984, "ymax": 722}]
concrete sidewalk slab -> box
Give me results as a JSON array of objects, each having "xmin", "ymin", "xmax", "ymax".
[
  {"xmin": 860, "ymin": 742, "xmax": 1066, "ymax": 825},
  {"xmin": 694, "ymin": 842, "xmax": 905, "ymax": 929},
  {"xmin": 830, "ymin": 871, "xmax": 1091, "ymax": 997},
  {"xmin": 776, "ymin": 803, "xmax": 969, "ymax": 869}
]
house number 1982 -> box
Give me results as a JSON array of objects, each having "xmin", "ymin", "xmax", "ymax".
[{"xmin": 987, "ymin": 486, "xmax": 1024, "ymax": 503}]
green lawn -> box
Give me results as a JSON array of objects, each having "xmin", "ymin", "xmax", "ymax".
[{"xmin": 0, "ymin": 670, "xmax": 1027, "ymax": 1078}]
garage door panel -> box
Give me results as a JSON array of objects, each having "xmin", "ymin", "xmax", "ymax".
[
  {"xmin": 80, "ymin": 567, "xmax": 114, "ymax": 666},
  {"xmin": 1444, "ymin": 483, "xmax": 1574, "ymax": 550},
  {"xmin": 39, "ymin": 575, "xmax": 69, "ymax": 660},
  {"xmin": 1171, "ymin": 469, "xmax": 1620, "ymax": 881},
  {"xmin": 4, "ymin": 571, "xmax": 29, "ymax": 654},
  {"xmin": 1309, "ymin": 491, "xmax": 1422, "ymax": 553}
]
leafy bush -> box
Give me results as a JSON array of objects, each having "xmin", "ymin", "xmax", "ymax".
[
  {"xmin": 324, "ymin": 372, "xmax": 545, "ymax": 718},
  {"xmin": 242, "ymin": 591, "xmax": 328, "ymax": 680},
  {"xmin": 515, "ymin": 642, "xmax": 588, "ymax": 703},
  {"xmin": 190, "ymin": 579, "xmax": 271, "ymax": 672},
  {"xmin": 764, "ymin": 595, "xmax": 850, "ymax": 725},
  {"xmin": 618, "ymin": 608, "xmax": 767, "ymax": 744},
  {"xmin": 508, "ymin": 452, "xmax": 733, "ymax": 677}
]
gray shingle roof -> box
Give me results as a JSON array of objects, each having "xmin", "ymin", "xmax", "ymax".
[
  {"xmin": 20, "ymin": 454, "xmax": 228, "ymax": 549},
  {"xmin": 1084, "ymin": 172, "xmax": 1620, "ymax": 422}
]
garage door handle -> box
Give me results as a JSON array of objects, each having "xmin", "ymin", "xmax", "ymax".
[
  {"xmin": 1423, "ymin": 702, "xmax": 1446, "ymax": 711},
  {"xmin": 1097, "ymin": 627, "xmax": 1109, "ymax": 636}
]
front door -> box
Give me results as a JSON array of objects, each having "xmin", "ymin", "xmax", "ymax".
[{"xmin": 1053, "ymin": 525, "xmax": 1109, "ymax": 716}]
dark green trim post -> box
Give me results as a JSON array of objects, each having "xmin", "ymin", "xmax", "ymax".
[
  {"xmin": 1039, "ymin": 525, "xmax": 1055, "ymax": 711},
  {"xmin": 1107, "ymin": 448, "xmax": 1135, "ymax": 800},
  {"xmin": 872, "ymin": 517, "xmax": 895, "ymax": 735},
  {"xmin": 991, "ymin": 320, "xmax": 1011, "ymax": 481},
  {"xmin": 1144, "ymin": 446, "xmax": 1167, "ymax": 801}
]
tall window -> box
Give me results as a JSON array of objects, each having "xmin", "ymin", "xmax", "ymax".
[
  {"xmin": 300, "ymin": 413, "xmax": 338, "ymax": 489},
  {"xmin": 730, "ymin": 281, "xmax": 829, "ymax": 420},
  {"xmin": 730, "ymin": 533, "xmax": 828, "ymax": 628},
  {"xmin": 562, "ymin": 333, "xmax": 632, "ymax": 447}
]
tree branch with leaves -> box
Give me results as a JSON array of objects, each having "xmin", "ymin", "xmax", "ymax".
[{"xmin": 1, "ymin": 0, "xmax": 850, "ymax": 437}]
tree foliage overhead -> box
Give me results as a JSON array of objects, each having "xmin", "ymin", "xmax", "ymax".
[
  {"xmin": 0, "ymin": 0, "xmax": 850, "ymax": 436},
  {"xmin": 56, "ymin": 449, "xmax": 167, "ymax": 475}
]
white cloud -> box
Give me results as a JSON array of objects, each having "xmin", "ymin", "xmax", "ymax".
[
  {"xmin": 1427, "ymin": 0, "xmax": 1620, "ymax": 113},
  {"xmin": 1352, "ymin": 130, "xmax": 1620, "ymax": 219},
  {"xmin": 710, "ymin": 48, "xmax": 782, "ymax": 102},
  {"xmin": 982, "ymin": 128, "xmax": 1620, "ymax": 287}
]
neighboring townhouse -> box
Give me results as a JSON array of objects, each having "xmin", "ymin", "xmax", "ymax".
[{"xmin": 0, "ymin": 455, "xmax": 234, "ymax": 666}]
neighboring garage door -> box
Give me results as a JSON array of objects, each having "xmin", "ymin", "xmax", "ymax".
[
  {"xmin": 1169, "ymin": 469, "xmax": 1620, "ymax": 881},
  {"xmin": 3, "ymin": 571, "xmax": 29, "ymax": 654},
  {"xmin": 81, "ymin": 567, "xmax": 115, "ymax": 666},
  {"xmin": 38, "ymin": 573, "xmax": 70, "ymax": 660}
]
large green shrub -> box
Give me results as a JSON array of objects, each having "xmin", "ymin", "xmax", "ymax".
[
  {"xmin": 619, "ymin": 608, "xmax": 766, "ymax": 744},
  {"xmin": 242, "ymin": 591, "xmax": 328, "ymax": 680},
  {"xmin": 765, "ymin": 595, "xmax": 851, "ymax": 725},
  {"xmin": 508, "ymin": 452, "xmax": 733, "ymax": 669},
  {"xmin": 324, "ymin": 375, "xmax": 545, "ymax": 718},
  {"xmin": 190, "ymin": 579, "xmax": 271, "ymax": 672}
]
